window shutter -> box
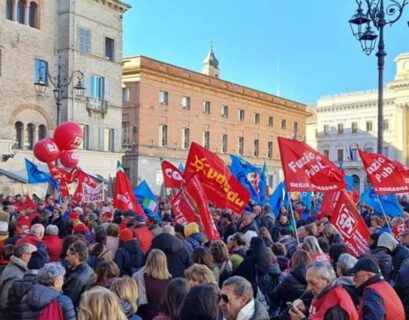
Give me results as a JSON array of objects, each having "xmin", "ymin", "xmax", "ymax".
[{"xmin": 104, "ymin": 77, "xmax": 109, "ymax": 101}]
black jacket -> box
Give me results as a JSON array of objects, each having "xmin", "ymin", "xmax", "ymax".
[
  {"xmin": 114, "ymin": 239, "xmax": 145, "ymax": 276},
  {"xmin": 150, "ymin": 233, "xmax": 192, "ymax": 278},
  {"xmin": 6, "ymin": 283, "xmax": 76, "ymax": 320},
  {"xmin": 391, "ymin": 244, "xmax": 409, "ymax": 280},
  {"xmin": 63, "ymin": 262, "xmax": 95, "ymax": 307},
  {"xmin": 394, "ymin": 259, "xmax": 409, "ymax": 319},
  {"xmin": 370, "ymin": 248, "xmax": 393, "ymax": 282}
]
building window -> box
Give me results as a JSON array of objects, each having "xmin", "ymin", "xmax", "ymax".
[
  {"xmin": 29, "ymin": 2, "xmax": 38, "ymax": 28},
  {"xmin": 90, "ymin": 75, "xmax": 105, "ymax": 100},
  {"xmin": 79, "ymin": 125, "xmax": 90, "ymax": 150},
  {"xmin": 221, "ymin": 105, "xmax": 228, "ymax": 118},
  {"xmin": 254, "ymin": 139, "xmax": 259, "ymax": 157},
  {"xmin": 203, "ymin": 101, "xmax": 211, "ymax": 114},
  {"xmin": 268, "ymin": 116, "xmax": 273, "ymax": 127},
  {"xmin": 159, "ymin": 91, "xmax": 168, "ymax": 105},
  {"xmin": 104, "ymin": 128, "xmax": 114, "ymax": 151},
  {"xmin": 14, "ymin": 122, "xmax": 23, "ymax": 149},
  {"xmin": 221, "ymin": 134, "xmax": 228, "ymax": 153},
  {"xmin": 293, "ymin": 122, "xmax": 298, "ymax": 136},
  {"xmin": 238, "ymin": 137, "xmax": 244, "ymax": 156},
  {"xmin": 159, "ymin": 125, "xmax": 168, "ymax": 147},
  {"xmin": 6, "ymin": 0, "xmax": 13, "ymax": 20},
  {"xmin": 351, "ymin": 122, "xmax": 358, "ymax": 133},
  {"xmin": 79, "ymin": 28, "xmax": 91, "ymax": 54},
  {"xmin": 364, "ymin": 146, "xmax": 374, "ymax": 153},
  {"xmin": 105, "ymin": 37, "xmax": 115, "ymax": 61},
  {"xmin": 383, "ymin": 119, "xmax": 389, "ymax": 131},
  {"xmin": 182, "ymin": 128, "xmax": 190, "ymax": 149},
  {"xmin": 182, "ymin": 96, "xmax": 191, "ymax": 109},
  {"xmin": 337, "ymin": 123, "xmax": 344, "ymax": 134},
  {"xmin": 268, "ymin": 175, "xmax": 274, "ymax": 188},
  {"xmin": 323, "ymin": 124, "xmax": 329, "ymax": 135},
  {"xmin": 122, "ymin": 121, "xmax": 130, "ymax": 147},
  {"xmin": 337, "ymin": 149, "xmax": 344, "ymax": 161},
  {"xmin": 238, "ymin": 109, "xmax": 245, "ymax": 121},
  {"xmin": 17, "ymin": 0, "xmax": 25, "ymax": 24},
  {"xmin": 38, "ymin": 124, "xmax": 46, "ymax": 140},
  {"xmin": 323, "ymin": 149, "xmax": 329, "ymax": 159},
  {"xmin": 34, "ymin": 59, "xmax": 48, "ymax": 84},
  {"xmin": 122, "ymin": 87, "xmax": 130, "ymax": 101},
  {"xmin": 254, "ymin": 113, "xmax": 260, "ymax": 124},
  {"xmin": 26, "ymin": 123, "xmax": 35, "ymax": 150},
  {"xmin": 267, "ymin": 141, "xmax": 273, "ymax": 159},
  {"xmin": 281, "ymin": 119, "xmax": 286, "ymax": 129},
  {"xmin": 366, "ymin": 121, "xmax": 372, "ymax": 132},
  {"xmin": 203, "ymin": 131, "xmax": 210, "ymax": 149}
]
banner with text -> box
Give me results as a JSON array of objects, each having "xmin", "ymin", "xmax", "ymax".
[
  {"xmin": 82, "ymin": 183, "xmax": 104, "ymax": 203},
  {"xmin": 278, "ymin": 137, "xmax": 346, "ymax": 192},
  {"xmin": 358, "ymin": 148, "xmax": 409, "ymax": 194},
  {"xmin": 161, "ymin": 160, "xmax": 184, "ymax": 189}
]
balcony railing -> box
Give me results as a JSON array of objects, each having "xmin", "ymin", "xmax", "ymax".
[{"xmin": 86, "ymin": 97, "xmax": 108, "ymax": 116}]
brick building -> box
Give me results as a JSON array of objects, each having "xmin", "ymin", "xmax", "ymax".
[
  {"xmin": 122, "ymin": 50, "xmax": 310, "ymax": 193},
  {"xmin": 0, "ymin": 0, "xmax": 129, "ymax": 183}
]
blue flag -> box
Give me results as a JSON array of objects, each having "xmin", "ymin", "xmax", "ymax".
[
  {"xmin": 269, "ymin": 182, "xmax": 287, "ymax": 216},
  {"xmin": 25, "ymin": 158, "xmax": 60, "ymax": 202},
  {"xmin": 301, "ymin": 192, "xmax": 312, "ymax": 210},
  {"xmin": 361, "ymin": 187, "xmax": 403, "ymax": 218},
  {"xmin": 134, "ymin": 180, "xmax": 158, "ymax": 217},
  {"xmin": 178, "ymin": 162, "xmax": 185, "ymax": 173},
  {"xmin": 230, "ymin": 155, "xmax": 262, "ymax": 204},
  {"xmin": 344, "ymin": 175, "xmax": 354, "ymax": 191},
  {"xmin": 258, "ymin": 162, "xmax": 268, "ymax": 205}
]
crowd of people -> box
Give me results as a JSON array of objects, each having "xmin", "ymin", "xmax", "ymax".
[{"xmin": 0, "ymin": 193, "xmax": 408, "ymax": 319}]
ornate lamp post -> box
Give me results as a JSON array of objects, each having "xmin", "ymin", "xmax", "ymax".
[
  {"xmin": 34, "ymin": 56, "xmax": 85, "ymax": 125},
  {"xmin": 349, "ymin": 0, "xmax": 408, "ymax": 154}
]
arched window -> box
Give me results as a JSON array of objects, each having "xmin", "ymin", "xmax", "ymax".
[
  {"xmin": 29, "ymin": 2, "xmax": 38, "ymax": 28},
  {"xmin": 6, "ymin": 0, "xmax": 14, "ymax": 20},
  {"xmin": 352, "ymin": 174, "xmax": 360, "ymax": 194},
  {"xmin": 17, "ymin": 0, "xmax": 25, "ymax": 24},
  {"xmin": 38, "ymin": 124, "xmax": 46, "ymax": 140},
  {"xmin": 27, "ymin": 123, "xmax": 35, "ymax": 150},
  {"xmin": 14, "ymin": 122, "xmax": 24, "ymax": 149}
]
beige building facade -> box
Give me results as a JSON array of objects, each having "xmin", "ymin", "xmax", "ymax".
[
  {"xmin": 307, "ymin": 52, "xmax": 409, "ymax": 193},
  {"xmin": 122, "ymin": 52, "xmax": 310, "ymax": 193},
  {"xmin": 0, "ymin": 0, "xmax": 129, "ymax": 182}
]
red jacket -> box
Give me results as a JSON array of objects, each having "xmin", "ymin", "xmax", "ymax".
[
  {"xmin": 134, "ymin": 226, "xmax": 154, "ymax": 254},
  {"xmin": 43, "ymin": 234, "xmax": 63, "ymax": 262},
  {"xmin": 359, "ymin": 280, "xmax": 405, "ymax": 320},
  {"xmin": 310, "ymin": 285, "xmax": 358, "ymax": 320}
]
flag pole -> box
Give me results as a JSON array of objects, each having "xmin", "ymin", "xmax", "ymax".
[
  {"xmin": 375, "ymin": 194, "xmax": 393, "ymax": 232},
  {"xmin": 288, "ymin": 192, "xmax": 300, "ymax": 244}
]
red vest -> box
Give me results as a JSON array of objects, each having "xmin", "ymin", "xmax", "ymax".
[
  {"xmin": 309, "ymin": 286, "xmax": 358, "ymax": 320},
  {"xmin": 359, "ymin": 280, "xmax": 405, "ymax": 320}
]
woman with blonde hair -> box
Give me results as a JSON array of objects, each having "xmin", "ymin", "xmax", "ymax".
[
  {"xmin": 133, "ymin": 249, "xmax": 171, "ymax": 320},
  {"xmin": 111, "ymin": 277, "xmax": 142, "ymax": 320},
  {"xmin": 184, "ymin": 263, "xmax": 218, "ymax": 287},
  {"xmin": 78, "ymin": 286, "xmax": 127, "ymax": 320},
  {"xmin": 304, "ymin": 235, "xmax": 330, "ymax": 262}
]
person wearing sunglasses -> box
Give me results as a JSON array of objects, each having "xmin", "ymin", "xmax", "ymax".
[{"xmin": 219, "ymin": 276, "xmax": 269, "ymax": 320}]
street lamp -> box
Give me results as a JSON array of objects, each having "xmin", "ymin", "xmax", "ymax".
[
  {"xmin": 34, "ymin": 56, "xmax": 85, "ymax": 125},
  {"xmin": 349, "ymin": 0, "xmax": 408, "ymax": 154}
]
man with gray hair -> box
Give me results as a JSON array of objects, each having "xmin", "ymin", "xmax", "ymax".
[
  {"xmin": 219, "ymin": 275, "xmax": 269, "ymax": 320},
  {"xmin": 16, "ymin": 223, "xmax": 50, "ymax": 269},
  {"xmin": 42, "ymin": 224, "xmax": 63, "ymax": 262},
  {"xmin": 289, "ymin": 262, "xmax": 358, "ymax": 320},
  {"xmin": 0, "ymin": 243, "xmax": 37, "ymax": 309},
  {"xmin": 335, "ymin": 253, "xmax": 359, "ymax": 306},
  {"xmin": 5, "ymin": 262, "xmax": 76, "ymax": 319}
]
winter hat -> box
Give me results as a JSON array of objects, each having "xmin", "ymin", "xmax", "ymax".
[
  {"xmin": 377, "ymin": 232, "xmax": 399, "ymax": 252},
  {"xmin": 73, "ymin": 207, "xmax": 83, "ymax": 215},
  {"xmin": 120, "ymin": 228, "xmax": 133, "ymax": 242},
  {"xmin": 348, "ymin": 256, "xmax": 380, "ymax": 275},
  {"xmin": 72, "ymin": 223, "xmax": 90, "ymax": 235},
  {"xmin": 69, "ymin": 212, "xmax": 80, "ymax": 220},
  {"xmin": 244, "ymin": 230, "xmax": 258, "ymax": 247},
  {"xmin": 184, "ymin": 222, "xmax": 199, "ymax": 238}
]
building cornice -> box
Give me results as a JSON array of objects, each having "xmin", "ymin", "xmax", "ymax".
[
  {"xmin": 92, "ymin": 0, "xmax": 131, "ymax": 13},
  {"xmin": 122, "ymin": 56, "xmax": 310, "ymax": 117}
]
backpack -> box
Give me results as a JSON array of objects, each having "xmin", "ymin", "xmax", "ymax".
[{"xmin": 38, "ymin": 298, "xmax": 63, "ymax": 320}]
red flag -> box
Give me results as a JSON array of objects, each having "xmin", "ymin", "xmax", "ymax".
[
  {"xmin": 184, "ymin": 142, "xmax": 250, "ymax": 213},
  {"xmin": 71, "ymin": 170, "xmax": 98, "ymax": 203},
  {"xmin": 169, "ymin": 192, "xmax": 198, "ymax": 225},
  {"xmin": 47, "ymin": 163, "xmax": 71, "ymax": 198},
  {"xmin": 161, "ymin": 161, "xmax": 183, "ymax": 189},
  {"xmin": 320, "ymin": 191, "xmax": 340, "ymax": 216},
  {"xmin": 278, "ymin": 137, "xmax": 346, "ymax": 192},
  {"xmin": 358, "ymin": 148, "xmax": 409, "ymax": 194},
  {"xmin": 329, "ymin": 190, "xmax": 370, "ymax": 257},
  {"xmin": 24, "ymin": 195, "xmax": 37, "ymax": 210},
  {"xmin": 113, "ymin": 167, "xmax": 144, "ymax": 214}
]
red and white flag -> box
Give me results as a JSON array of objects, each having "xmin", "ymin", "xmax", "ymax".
[
  {"xmin": 184, "ymin": 142, "xmax": 249, "ymax": 213},
  {"xmin": 358, "ymin": 148, "xmax": 409, "ymax": 194},
  {"xmin": 113, "ymin": 167, "xmax": 144, "ymax": 214},
  {"xmin": 161, "ymin": 160, "xmax": 183, "ymax": 189},
  {"xmin": 278, "ymin": 137, "xmax": 346, "ymax": 192},
  {"xmin": 329, "ymin": 190, "xmax": 370, "ymax": 257}
]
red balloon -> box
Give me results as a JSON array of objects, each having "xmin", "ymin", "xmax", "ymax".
[
  {"xmin": 60, "ymin": 150, "xmax": 79, "ymax": 168},
  {"xmin": 53, "ymin": 121, "xmax": 83, "ymax": 150},
  {"xmin": 33, "ymin": 138, "xmax": 60, "ymax": 163}
]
